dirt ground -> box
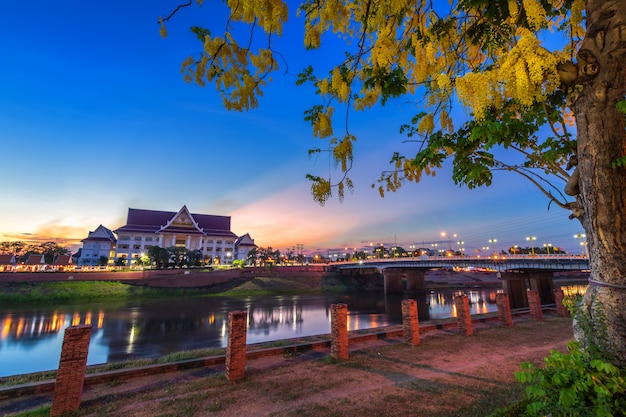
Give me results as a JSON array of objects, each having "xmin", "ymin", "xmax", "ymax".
[{"xmin": 1, "ymin": 314, "xmax": 573, "ymax": 417}]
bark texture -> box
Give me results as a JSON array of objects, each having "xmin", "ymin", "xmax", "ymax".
[{"xmin": 573, "ymin": 0, "xmax": 626, "ymax": 366}]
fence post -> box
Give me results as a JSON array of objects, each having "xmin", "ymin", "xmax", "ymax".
[
  {"xmin": 225, "ymin": 311, "xmax": 248, "ymax": 381},
  {"xmin": 553, "ymin": 288, "xmax": 570, "ymax": 317},
  {"xmin": 50, "ymin": 325, "xmax": 92, "ymax": 417},
  {"xmin": 455, "ymin": 295, "xmax": 473, "ymax": 336},
  {"xmin": 401, "ymin": 299, "xmax": 420, "ymax": 346},
  {"xmin": 330, "ymin": 303, "xmax": 349, "ymax": 360},
  {"xmin": 527, "ymin": 290, "xmax": 544, "ymax": 321},
  {"xmin": 496, "ymin": 293, "xmax": 513, "ymax": 328}
]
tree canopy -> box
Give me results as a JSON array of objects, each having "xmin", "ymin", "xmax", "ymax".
[
  {"xmin": 161, "ymin": 1, "xmax": 626, "ymax": 365},
  {"xmin": 161, "ymin": 0, "xmax": 589, "ymax": 209}
]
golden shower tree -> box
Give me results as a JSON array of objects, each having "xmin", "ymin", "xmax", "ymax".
[{"xmin": 161, "ymin": 0, "xmax": 626, "ymax": 366}]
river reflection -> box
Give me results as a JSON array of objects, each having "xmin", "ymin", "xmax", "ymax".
[{"xmin": 0, "ymin": 287, "xmax": 561, "ymax": 377}]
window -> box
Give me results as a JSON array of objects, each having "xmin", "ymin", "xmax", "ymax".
[
  {"xmin": 118, "ymin": 244, "xmax": 129, "ymax": 249},
  {"xmin": 120, "ymin": 236, "xmax": 130, "ymax": 241},
  {"xmin": 145, "ymin": 237, "xmax": 153, "ymax": 242},
  {"xmin": 134, "ymin": 236, "xmax": 142, "ymax": 241},
  {"xmin": 226, "ymin": 240, "xmax": 234, "ymax": 245},
  {"xmin": 206, "ymin": 247, "xmax": 213, "ymax": 251},
  {"xmin": 175, "ymin": 239, "xmax": 186, "ymax": 246},
  {"xmin": 133, "ymin": 245, "xmax": 141, "ymax": 250},
  {"xmin": 216, "ymin": 240, "xmax": 222, "ymax": 244}
]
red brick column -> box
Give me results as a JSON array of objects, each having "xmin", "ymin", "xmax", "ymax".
[
  {"xmin": 225, "ymin": 311, "xmax": 248, "ymax": 381},
  {"xmin": 330, "ymin": 303, "xmax": 349, "ymax": 360},
  {"xmin": 401, "ymin": 299, "xmax": 420, "ymax": 346},
  {"xmin": 50, "ymin": 325, "xmax": 92, "ymax": 417},
  {"xmin": 553, "ymin": 288, "xmax": 570, "ymax": 317},
  {"xmin": 496, "ymin": 293, "xmax": 513, "ymax": 328},
  {"xmin": 455, "ymin": 295, "xmax": 473, "ymax": 336},
  {"xmin": 527, "ymin": 289, "xmax": 544, "ymax": 321}
]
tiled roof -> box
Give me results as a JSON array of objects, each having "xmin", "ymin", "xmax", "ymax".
[
  {"xmin": 53, "ymin": 254, "xmax": 72, "ymax": 265},
  {"xmin": 115, "ymin": 207, "xmax": 236, "ymax": 238},
  {"xmin": 0, "ymin": 254, "xmax": 16, "ymax": 264},
  {"xmin": 24, "ymin": 254, "xmax": 45, "ymax": 265}
]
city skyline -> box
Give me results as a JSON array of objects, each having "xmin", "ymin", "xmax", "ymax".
[{"xmin": 0, "ymin": 1, "xmax": 585, "ymax": 257}]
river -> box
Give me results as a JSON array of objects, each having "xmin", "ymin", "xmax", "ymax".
[{"xmin": 0, "ymin": 286, "xmax": 579, "ymax": 377}]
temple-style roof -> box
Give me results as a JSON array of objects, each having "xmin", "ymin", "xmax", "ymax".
[
  {"xmin": 115, "ymin": 206, "xmax": 237, "ymax": 238},
  {"xmin": 235, "ymin": 233, "xmax": 257, "ymax": 247},
  {"xmin": 82, "ymin": 224, "xmax": 117, "ymax": 242}
]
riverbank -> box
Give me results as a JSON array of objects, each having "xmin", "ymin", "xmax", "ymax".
[
  {"xmin": 0, "ymin": 269, "xmax": 512, "ymax": 304},
  {"xmin": 0, "ymin": 313, "xmax": 574, "ymax": 417}
]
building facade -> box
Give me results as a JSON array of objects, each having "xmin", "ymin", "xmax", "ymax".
[
  {"xmin": 234, "ymin": 233, "xmax": 257, "ymax": 263},
  {"xmin": 113, "ymin": 205, "xmax": 239, "ymax": 265},
  {"xmin": 79, "ymin": 225, "xmax": 117, "ymax": 266}
]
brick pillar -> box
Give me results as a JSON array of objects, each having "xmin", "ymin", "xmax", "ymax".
[
  {"xmin": 553, "ymin": 288, "xmax": 570, "ymax": 317},
  {"xmin": 455, "ymin": 295, "xmax": 473, "ymax": 336},
  {"xmin": 50, "ymin": 325, "xmax": 92, "ymax": 417},
  {"xmin": 225, "ymin": 311, "xmax": 248, "ymax": 381},
  {"xmin": 496, "ymin": 293, "xmax": 513, "ymax": 328},
  {"xmin": 401, "ymin": 299, "xmax": 420, "ymax": 346},
  {"xmin": 330, "ymin": 303, "xmax": 349, "ymax": 360},
  {"xmin": 527, "ymin": 289, "xmax": 544, "ymax": 321}
]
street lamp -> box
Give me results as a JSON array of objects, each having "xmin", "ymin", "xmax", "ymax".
[
  {"xmin": 441, "ymin": 231, "xmax": 457, "ymax": 252},
  {"xmin": 488, "ymin": 238, "xmax": 497, "ymax": 254},
  {"xmin": 574, "ymin": 233, "xmax": 587, "ymax": 257},
  {"xmin": 543, "ymin": 243, "xmax": 552, "ymax": 255},
  {"xmin": 526, "ymin": 236, "xmax": 537, "ymax": 256},
  {"xmin": 457, "ymin": 240, "xmax": 465, "ymax": 257},
  {"xmin": 431, "ymin": 243, "xmax": 438, "ymax": 256}
]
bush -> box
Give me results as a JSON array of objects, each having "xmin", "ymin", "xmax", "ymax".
[{"xmin": 515, "ymin": 340, "xmax": 626, "ymax": 417}]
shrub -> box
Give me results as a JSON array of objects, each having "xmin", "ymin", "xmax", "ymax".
[{"xmin": 515, "ymin": 341, "xmax": 626, "ymax": 416}]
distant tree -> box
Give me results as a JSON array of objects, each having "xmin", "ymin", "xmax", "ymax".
[
  {"xmin": 0, "ymin": 241, "xmax": 27, "ymax": 256},
  {"xmin": 39, "ymin": 242, "xmax": 71, "ymax": 264},
  {"xmin": 167, "ymin": 246, "xmax": 188, "ymax": 267},
  {"xmin": 146, "ymin": 245, "xmax": 171, "ymax": 269},
  {"xmin": 246, "ymin": 248, "xmax": 258, "ymax": 266},
  {"xmin": 98, "ymin": 256, "xmax": 108, "ymax": 266},
  {"xmin": 187, "ymin": 249, "xmax": 203, "ymax": 266},
  {"xmin": 115, "ymin": 257, "xmax": 126, "ymax": 267}
]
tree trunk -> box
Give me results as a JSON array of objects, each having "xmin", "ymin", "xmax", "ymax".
[{"xmin": 573, "ymin": 0, "xmax": 626, "ymax": 366}]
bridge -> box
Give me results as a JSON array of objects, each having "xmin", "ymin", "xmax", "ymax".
[
  {"xmin": 334, "ymin": 254, "xmax": 590, "ymax": 272},
  {"xmin": 330, "ymin": 255, "xmax": 589, "ymax": 310}
]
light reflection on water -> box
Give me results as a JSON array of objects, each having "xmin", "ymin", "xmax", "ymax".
[{"xmin": 0, "ymin": 285, "xmax": 584, "ymax": 377}]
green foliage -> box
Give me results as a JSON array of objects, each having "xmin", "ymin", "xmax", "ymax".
[
  {"xmin": 231, "ymin": 259, "xmax": 245, "ymax": 268},
  {"xmin": 515, "ymin": 341, "xmax": 626, "ymax": 417}
]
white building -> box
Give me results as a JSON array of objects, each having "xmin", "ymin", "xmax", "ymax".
[
  {"xmin": 113, "ymin": 205, "xmax": 239, "ymax": 265},
  {"xmin": 234, "ymin": 233, "xmax": 257, "ymax": 263},
  {"xmin": 79, "ymin": 225, "xmax": 117, "ymax": 266}
]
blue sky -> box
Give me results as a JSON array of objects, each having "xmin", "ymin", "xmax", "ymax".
[{"xmin": 0, "ymin": 1, "xmax": 586, "ymax": 255}]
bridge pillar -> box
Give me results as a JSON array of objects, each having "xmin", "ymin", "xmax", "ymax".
[
  {"xmin": 405, "ymin": 270, "xmax": 425, "ymax": 291},
  {"xmin": 527, "ymin": 271, "xmax": 555, "ymax": 305},
  {"xmin": 500, "ymin": 271, "xmax": 528, "ymax": 309},
  {"xmin": 383, "ymin": 269, "xmax": 403, "ymax": 294},
  {"xmin": 500, "ymin": 271, "xmax": 556, "ymax": 309}
]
